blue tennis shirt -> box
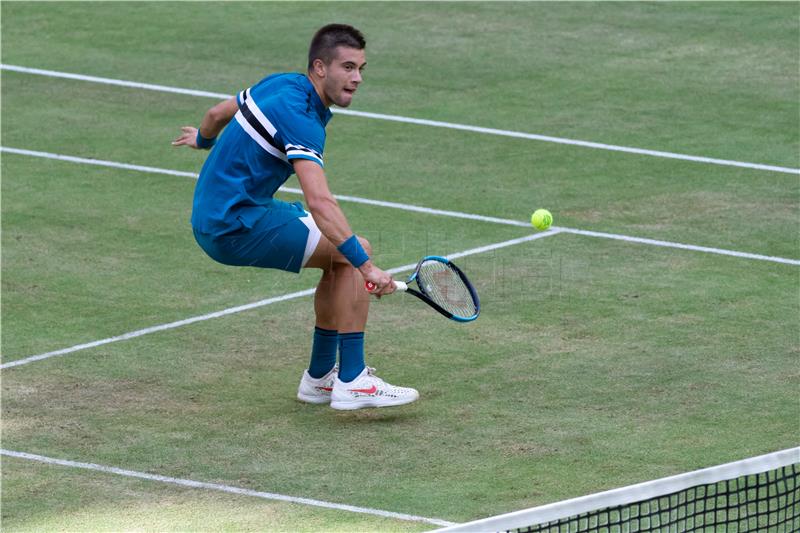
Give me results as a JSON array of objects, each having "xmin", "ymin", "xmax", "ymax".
[{"xmin": 191, "ymin": 73, "xmax": 333, "ymax": 237}]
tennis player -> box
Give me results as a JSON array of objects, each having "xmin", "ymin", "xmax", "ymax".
[{"xmin": 172, "ymin": 24, "xmax": 418, "ymax": 410}]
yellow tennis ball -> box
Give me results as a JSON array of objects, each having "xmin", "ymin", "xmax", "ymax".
[{"xmin": 531, "ymin": 209, "xmax": 553, "ymax": 230}]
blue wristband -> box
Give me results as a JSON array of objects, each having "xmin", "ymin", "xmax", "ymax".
[
  {"xmin": 337, "ymin": 235, "xmax": 370, "ymax": 268},
  {"xmin": 195, "ymin": 130, "xmax": 216, "ymax": 150}
]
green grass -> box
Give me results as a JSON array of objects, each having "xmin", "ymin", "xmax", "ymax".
[
  {"xmin": 1, "ymin": 151, "xmax": 522, "ymax": 359},
  {"xmin": 2, "ymin": 3, "xmax": 797, "ymax": 164},
  {"xmin": 2, "ymin": 2, "xmax": 799, "ymax": 531},
  {"xmin": 4, "ymin": 238, "xmax": 797, "ymax": 522}
]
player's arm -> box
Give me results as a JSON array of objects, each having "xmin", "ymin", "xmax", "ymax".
[
  {"xmin": 294, "ymin": 159, "xmax": 394, "ymax": 294},
  {"xmin": 294, "ymin": 159, "xmax": 354, "ymax": 244},
  {"xmin": 172, "ymin": 97, "xmax": 239, "ymax": 149}
]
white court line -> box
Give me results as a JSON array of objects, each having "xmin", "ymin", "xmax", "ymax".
[
  {"xmin": 0, "ymin": 289, "xmax": 315, "ymax": 370},
  {"xmin": 1, "ymin": 232, "xmax": 558, "ymax": 370},
  {"xmin": 0, "ymin": 64, "xmax": 232, "ymax": 100},
  {"xmin": 0, "ymin": 147, "xmax": 528, "ymax": 228},
  {"xmin": 336, "ymin": 109, "xmax": 800, "ymax": 176},
  {"xmin": 559, "ymin": 228, "xmax": 800, "ymax": 266},
  {"xmin": 3, "ymin": 146, "xmax": 797, "ymax": 265},
  {"xmin": 0, "ymin": 147, "xmax": 198, "ymax": 178},
  {"xmin": 1, "ymin": 449, "xmax": 456, "ymax": 527},
  {"xmin": 2, "ymin": 63, "xmax": 798, "ymax": 175}
]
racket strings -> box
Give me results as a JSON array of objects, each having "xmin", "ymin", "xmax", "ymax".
[{"xmin": 417, "ymin": 261, "xmax": 477, "ymax": 318}]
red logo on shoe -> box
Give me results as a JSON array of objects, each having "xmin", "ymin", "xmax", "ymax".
[
  {"xmin": 316, "ymin": 386, "xmax": 333, "ymax": 392},
  {"xmin": 349, "ymin": 385, "xmax": 377, "ymax": 395}
]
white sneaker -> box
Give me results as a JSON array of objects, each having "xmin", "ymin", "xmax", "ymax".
[
  {"xmin": 330, "ymin": 367, "xmax": 419, "ymax": 410},
  {"xmin": 297, "ymin": 365, "xmax": 337, "ymax": 404}
]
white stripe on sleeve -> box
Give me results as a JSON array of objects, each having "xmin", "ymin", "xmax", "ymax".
[{"xmin": 234, "ymin": 111, "xmax": 288, "ymax": 162}]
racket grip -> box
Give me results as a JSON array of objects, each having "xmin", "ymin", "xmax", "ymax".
[{"xmin": 364, "ymin": 280, "xmax": 408, "ymax": 292}]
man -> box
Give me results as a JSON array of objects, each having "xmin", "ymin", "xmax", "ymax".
[{"xmin": 172, "ymin": 24, "xmax": 418, "ymax": 410}]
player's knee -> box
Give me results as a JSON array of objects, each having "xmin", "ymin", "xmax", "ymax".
[
  {"xmin": 358, "ymin": 236, "xmax": 373, "ymax": 257},
  {"xmin": 329, "ymin": 236, "xmax": 372, "ymax": 270}
]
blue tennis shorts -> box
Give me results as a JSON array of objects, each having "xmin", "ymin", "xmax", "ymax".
[{"xmin": 193, "ymin": 201, "xmax": 322, "ymax": 274}]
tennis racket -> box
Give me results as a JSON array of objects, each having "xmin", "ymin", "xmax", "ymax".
[{"xmin": 366, "ymin": 256, "xmax": 480, "ymax": 322}]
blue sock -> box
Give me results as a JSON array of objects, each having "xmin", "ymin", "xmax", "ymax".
[
  {"xmin": 308, "ymin": 327, "xmax": 338, "ymax": 378},
  {"xmin": 338, "ymin": 332, "xmax": 366, "ymax": 383}
]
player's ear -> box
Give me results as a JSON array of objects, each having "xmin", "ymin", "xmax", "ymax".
[{"xmin": 312, "ymin": 58, "xmax": 327, "ymax": 78}]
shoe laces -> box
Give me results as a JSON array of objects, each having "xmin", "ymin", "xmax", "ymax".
[
  {"xmin": 364, "ymin": 366, "xmax": 386, "ymax": 386},
  {"xmin": 367, "ymin": 367, "xmax": 413, "ymax": 395}
]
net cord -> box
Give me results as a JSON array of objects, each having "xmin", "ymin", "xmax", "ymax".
[{"xmin": 432, "ymin": 446, "xmax": 800, "ymax": 533}]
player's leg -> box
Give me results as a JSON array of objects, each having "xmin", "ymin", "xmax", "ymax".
[
  {"xmin": 297, "ymin": 249, "xmax": 366, "ymax": 403},
  {"xmin": 304, "ymin": 236, "xmax": 370, "ymax": 381},
  {"xmin": 304, "ymin": 234, "xmax": 418, "ymax": 410},
  {"xmin": 194, "ymin": 203, "xmax": 408, "ymax": 407},
  {"xmin": 297, "ymin": 236, "xmax": 366, "ymax": 404},
  {"xmin": 193, "ymin": 207, "xmax": 341, "ymax": 404},
  {"xmin": 305, "ymin": 236, "xmax": 371, "ymax": 332}
]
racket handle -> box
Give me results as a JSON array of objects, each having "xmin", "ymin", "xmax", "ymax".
[{"xmin": 364, "ymin": 280, "xmax": 408, "ymax": 292}]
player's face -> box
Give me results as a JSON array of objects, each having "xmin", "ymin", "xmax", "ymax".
[{"xmin": 321, "ymin": 47, "xmax": 366, "ymax": 108}]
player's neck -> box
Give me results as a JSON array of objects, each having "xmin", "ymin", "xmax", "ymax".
[{"xmin": 306, "ymin": 73, "xmax": 331, "ymax": 109}]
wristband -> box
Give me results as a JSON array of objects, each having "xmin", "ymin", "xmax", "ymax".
[
  {"xmin": 195, "ymin": 130, "xmax": 217, "ymax": 150},
  {"xmin": 337, "ymin": 235, "xmax": 370, "ymax": 268}
]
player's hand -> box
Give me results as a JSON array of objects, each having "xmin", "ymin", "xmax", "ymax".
[
  {"xmin": 172, "ymin": 126, "xmax": 199, "ymax": 148},
  {"xmin": 360, "ymin": 263, "xmax": 396, "ymax": 297}
]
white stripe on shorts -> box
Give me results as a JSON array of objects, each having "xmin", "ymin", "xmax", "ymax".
[{"xmin": 299, "ymin": 213, "xmax": 322, "ymax": 268}]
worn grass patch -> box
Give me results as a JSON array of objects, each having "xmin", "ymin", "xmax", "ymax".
[{"xmin": 2, "ymin": 458, "xmax": 431, "ymax": 532}]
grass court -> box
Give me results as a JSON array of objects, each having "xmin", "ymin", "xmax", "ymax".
[{"xmin": 2, "ymin": 2, "xmax": 798, "ymax": 531}]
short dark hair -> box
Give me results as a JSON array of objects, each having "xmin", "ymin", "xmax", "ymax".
[{"xmin": 307, "ymin": 24, "xmax": 366, "ymax": 71}]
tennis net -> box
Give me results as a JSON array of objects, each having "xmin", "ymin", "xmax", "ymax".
[{"xmin": 435, "ymin": 447, "xmax": 799, "ymax": 533}]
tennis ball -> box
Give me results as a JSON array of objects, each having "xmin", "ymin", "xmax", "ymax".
[{"xmin": 531, "ymin": 209, "xmax": 553, "ymax": 230}]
